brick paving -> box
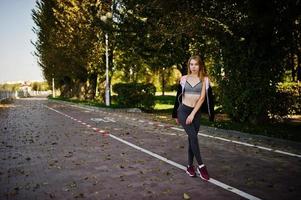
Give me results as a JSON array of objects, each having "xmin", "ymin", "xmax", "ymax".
[{"xmin": 0, "ymin": 98, "xmax": 301, "ymax": 200}]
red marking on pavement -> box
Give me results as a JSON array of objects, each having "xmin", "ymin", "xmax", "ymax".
[
  {"xmin": 93, "ymin": 128, "xmax": 100, "ymax": 132},
  {"xmin": 98, "ymin": 130, "xmax": 109, "ymax": 136}
]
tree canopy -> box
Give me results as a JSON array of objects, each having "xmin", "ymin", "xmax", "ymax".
[{"xmin": 32, "ymin": 0, "xmax": 301, "ymax": 123}]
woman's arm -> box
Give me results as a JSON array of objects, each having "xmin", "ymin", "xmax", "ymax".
[{"xmin": 185, "ymin": 80, "xmax": 206, "ymax": 125}]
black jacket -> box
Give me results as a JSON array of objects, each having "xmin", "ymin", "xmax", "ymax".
[{"xmin": 172, "ymin": 78, "xmax": 215, "ymax": 121}]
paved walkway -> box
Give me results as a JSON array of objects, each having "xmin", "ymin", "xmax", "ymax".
[{"xmin": 0, "ymin": 98, "xmax": 300, "ymax": 199}]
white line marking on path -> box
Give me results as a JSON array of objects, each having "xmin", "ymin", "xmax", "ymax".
[
  {"xmin": 109, "ymin": 134, "xmax": 262, "ymax": 200},
  {"xmin": 91, "ymin": 117, "xmax": 116, "ymax": 123},
  {"xmin": 49, "ymin": 100, "xmax": 301, "ymax": 159},
  {"xmin": 171, "ymin": 127, "xmax": 185, "ymax": 132},
  {"xmin": 50, "ymin": 100, "xmax": 301, "ymax": 159},
  {"xmin": 171, "ymin": 127, "xmax": 301, "ymax": 158},
  {"xmin": 45, "ymin": 105, "xmax": 262, "ymax": 200}
]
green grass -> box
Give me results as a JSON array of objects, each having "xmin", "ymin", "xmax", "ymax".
[
  {"xmin": 154, "ymin": 95, "xmax": 176, "ymax": 110},
  {"xmin": 154, "ymin": 103, "xmax": 174, "ymax": 110},
  {"xmin": 48, "ymin": 96, "xmax": 121, "ymax": 109}
]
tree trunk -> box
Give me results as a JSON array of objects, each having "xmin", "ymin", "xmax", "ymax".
[
  {"xmin": 162, "ymin": 68, "xmax": 165, "ymax": 96},
  {"xmin": 297, "ymin": 51, "xmax": 301, "ymax": 82},
  {"xmin": 289, "ymin": 52, "xmax": 295, "ymax": 82}
]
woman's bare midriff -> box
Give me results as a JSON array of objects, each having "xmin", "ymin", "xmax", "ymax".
[{"xmin": 182, "ymin": 93, "xmax": 201, "ymax": 108}]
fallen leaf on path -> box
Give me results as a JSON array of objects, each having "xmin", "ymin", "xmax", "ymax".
[
  {"xmin": 183, "ymin": 193, "xmax": 190, "ymax": 199},
  {"xmin": 74, "ymin": 193, "xmax": 85, "ymax": 198}
]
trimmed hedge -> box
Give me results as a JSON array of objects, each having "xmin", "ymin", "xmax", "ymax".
[
  {"xmin": 208, "ymin": 82, "xmax": 300, "ymax": 120},
  {"xmin": 112, "ymin": 83, "xmax": 156, "ymax": 111}
]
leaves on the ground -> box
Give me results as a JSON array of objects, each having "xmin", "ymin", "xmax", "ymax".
[
  {"xmin": 162, "ymin": 188, "xmax": 171, "ymax": 194},
  {"xmin": 66, "ymin": 181, "xmax": 78, "ymax": 189},
  {"xmin": 183, "ymin": 193, "xmax": 190, "ymax": 199},
  {"xmin": 64, "ymin": 151, "xmax": 73, "ymax": 158},
  {"xmin": 74, "ymin": 193, "xmax": 85, "ymax": 198}
]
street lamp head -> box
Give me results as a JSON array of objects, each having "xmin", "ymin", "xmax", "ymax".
[
  {"xmin": 100, "ymin": 12, "xmax": 112, "ymax": 23},
  {"xmin": 100, "ymin": 15, "xmax": 107, "ymax": 22},
  {"xmin": 106, "ymin": 12, "xmax": 112, "ymax": 19}
]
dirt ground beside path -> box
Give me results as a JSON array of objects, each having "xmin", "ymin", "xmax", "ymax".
[{"xmin": 1, "ymin": 98, "xmax": 301, "ymax": 200}]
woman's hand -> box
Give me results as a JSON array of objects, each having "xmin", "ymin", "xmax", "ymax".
[
  {"xmin": 175, "ymin": 118, "xmax": 179, "ymax": 125},
  {"xmin": 186, "ymin": 114, "xmax": 194, "ymax": 125}
]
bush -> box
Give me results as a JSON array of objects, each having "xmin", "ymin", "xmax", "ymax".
[
  {"xmin": 211, "ymin": 85, "xmax": 222, "ymax": 109},
  {"xmin": 32, "ymin": 81, "xmax": 49, "ymax": 91},
  {"xmin": 166, "ymin": 84, "xmax": 178, "ymax": 92},
  {"xmin": 112, "ymin": 83, "xmax": 156, "ymax": 111},
  {"xmin": 269, "ymin": 82, "xmax": 301, "ymax": 118},
  {"xmin": 0, "ymin": 83, "xmax": 21, "ymax": 91}
]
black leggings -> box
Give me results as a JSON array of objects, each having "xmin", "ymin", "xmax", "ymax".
[{"xmin": 178, "ymin": 104, "xmax": 203, "ymax": 166}]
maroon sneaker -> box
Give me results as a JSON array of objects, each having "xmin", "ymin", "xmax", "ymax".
[
  {"xmin": 186, "ymin": 165, "xmax": 196, "ymax": 177},
  {"xmin": 197, "ymin": 164, "xmax": 210, "ymax": 181}
]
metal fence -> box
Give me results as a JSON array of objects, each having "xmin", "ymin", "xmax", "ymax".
[{"xmin": 0, "ymin": 91, "xmax": 17, "ymax": 101}]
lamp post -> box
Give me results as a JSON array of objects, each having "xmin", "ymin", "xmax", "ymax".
[
  {"xmin": 162, "ymin": 67, "xmax": 165, "ymax": 96},
  {"xmin": 101, "ymin": 12, "xmax": 112, "ymax": 106},
  {"xmin": 105, "ymin": 32, "xmax": 110, "ymax": 106}
]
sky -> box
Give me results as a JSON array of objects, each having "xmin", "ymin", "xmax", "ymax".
[{"xmin": 0, "ymin": 0, "xmax": 43, "ymax": 83}]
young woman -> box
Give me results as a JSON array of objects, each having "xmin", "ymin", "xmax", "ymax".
[{"xmin": 172, "ymin": 55, "xmax": 210, "ymax": 181}]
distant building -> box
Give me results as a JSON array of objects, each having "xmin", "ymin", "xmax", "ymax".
[{"xmin": 19, "ymin": 81, "xmax": 32, "ymax": 97}]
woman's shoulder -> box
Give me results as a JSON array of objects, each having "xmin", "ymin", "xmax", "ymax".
[
  {"xmin": 180, "ymin": 75, "xmax": 187, "ymax": 84},
  {"xmin": 204, "ymin": 76, "xmax": 211, "ymax": 83},
  {"xmin": 180, "ymin": 75, "xmax": 188, "ymax": 81}
]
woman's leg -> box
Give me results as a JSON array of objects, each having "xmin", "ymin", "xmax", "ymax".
[
  {"xmin": 191, "ymin": 111, "xmax": 203, "ymax": 165},
  {"xmin": 178, "ymin": 105, "xmax": 203, "ymax": 165},
  {"xmin": 188, "ymin": 138, "xmax": 194, "ymax": 166},
  {"xmin": 184, "ymin": 125, "xmax": 203, "ymax": 165}
]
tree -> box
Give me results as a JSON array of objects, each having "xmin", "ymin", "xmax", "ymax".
[
  {"xmin": 32, "ymin": 0, "xmax": 300, "ymax": 123},
  {"xmin": 213, "ymin": 0, "xmax": 301, "ymax": 123},
  {"xmin": 32, "ymin": 0, "xmax": 105, "ymax": 100}
]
